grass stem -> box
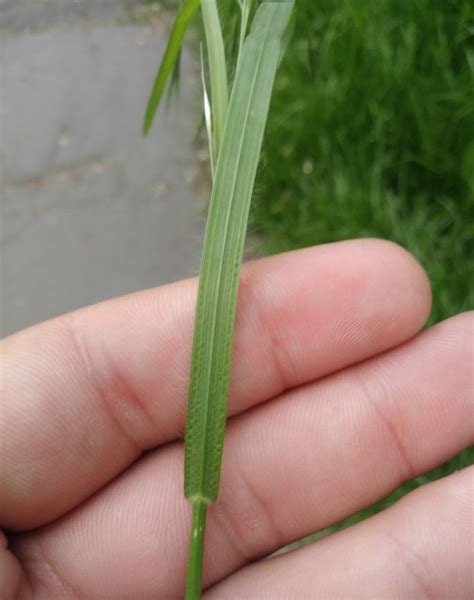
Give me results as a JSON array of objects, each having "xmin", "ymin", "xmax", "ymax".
[{"xmin": 185, "ymin": 499, "xmax": 208, "ymax": 600}]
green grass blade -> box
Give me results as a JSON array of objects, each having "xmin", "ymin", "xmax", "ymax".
[
  {"xmin": 237, "ymin": 0, "xmax": 251, "ymax": 69},
  {"xmin": 143, "ymin": 0, "xmax": 200, "ymax": 135},
  {"xmin": 201, "ymin": 0, "xmax": 228, "ymax": 160},
  {"xmin": 184, "ymin": 0, "xmax": 295, "ymax": 503},
  {"xmin": 200, "ymin": 45, "xmax": 215, "ymax": 179}
]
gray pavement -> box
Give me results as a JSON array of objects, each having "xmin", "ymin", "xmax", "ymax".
[
  {"xmin": 0, "ymin": 0, "xmax": 143, "ymax": 33},
  {"xmin": 1, "ymin": 13, "xmax": 205, "ymax": 336}
]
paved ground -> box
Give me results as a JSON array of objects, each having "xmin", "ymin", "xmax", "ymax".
[
  {"xmin": 1, "ymin": 6, "xmax": 205, "ymax": 335},
  {"xmin": 0, "ymin": 0, "xmax": 143, "ymax": 33}
]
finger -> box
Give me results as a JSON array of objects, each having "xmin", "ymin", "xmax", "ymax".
[
  {"xmin": 1, "ymin": 239, "xmax": 431, "ymax": 530},
  {"xmin": 0, "ymin": 530, "xmax": 23, "ymax": 600},
  {"xmin": 205, "ymin": 467, "xmax": 474, "ymax": 599},
  {"xmin": 12, "ymin": 313, "xmax": 472, "ymax": 599}
]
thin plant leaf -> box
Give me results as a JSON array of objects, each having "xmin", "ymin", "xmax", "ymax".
[
  {"xmin": 165, "ymin": 47, "xmax": 182, "ymax": 107},
  {"xmin": 165, "ymin": 0, "xmax": 184, "ymax": 105},
  {"xmin": 200, "ymin": 0, "xmax": 228, "ymax": 160},
  {"xmin": 237, "ymin": 0, "xmax": 252, "ymax": 68},
  {"xmin": 185, "ymin": 0, "xmax": 294, "ymax": 504},
  {"xmin": 200, "ymin": 44, "xmax": 215, "ymax": 179},
  {"xmin": 184, "ymin": 5, "xmax": 295, "ymax": 595},
  {"xmin": 143, "ymin": 0, "xmax": 200, "ymax": 135}
]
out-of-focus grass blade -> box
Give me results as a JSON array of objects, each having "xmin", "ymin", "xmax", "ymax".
[
  {"xmin": 201, "ymin": 1, "xmax": 228, "ymax": 160},
  {"xmin": 143, "ymin": 0, "xmax": 200, "ymax": 135},
  {"xmin": 237, "ymin": 0, "xmax": 251, "ymax": 67},
  {"xmin": 165, "ymin": 47, "xmax": 182, "ymax": 105},
  {"xmin": 200, "ymin": 44, "xmax": 215, "ymax": 178},
  {"xmin": 184, "ymin": 0, "xmax": 295, "ymax": 503}
]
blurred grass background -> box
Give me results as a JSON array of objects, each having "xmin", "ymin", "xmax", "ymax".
[
  {"xmin": 217, "ymin": 0, "xmax": 474, "ymax": 326},
  {"xmin": 150, "ymin": 0, "xmax": 473, "ymax": 535}
]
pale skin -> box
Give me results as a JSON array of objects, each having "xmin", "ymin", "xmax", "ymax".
[{"xmin": 1, "ymin": 239, "xmax": 473, "ymax": 599}]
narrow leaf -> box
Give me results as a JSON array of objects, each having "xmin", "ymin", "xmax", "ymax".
[
  {"xmin": 237, "ymin": 0, "xmax": 252, "ymax": 69},
  {"xmin": 200, "ymin": 44, "xmax": 215, "ymax": 179},
  {"xmin": 201, "ymin": 0, "xmax": 229, "ymax": 160},
  {"xmin": 184, "ymin": 1, "xmax": 295, "ymax": 503},
  {"xmin": 143, "ymin": 0, "xmax": 200, "ymax": 135}
]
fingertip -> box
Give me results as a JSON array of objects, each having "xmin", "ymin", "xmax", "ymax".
[
  {"xmin": 383, "ymin": 239, "xmax": 432, "ymax": 323},
  {"xmin": 358, "ymin": 238, "xmax": 432, "ymax": 334}
]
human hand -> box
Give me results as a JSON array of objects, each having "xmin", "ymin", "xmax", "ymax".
[{"xmin": 1, "ymin": 240, "xmax": 473, "ymax": 599}]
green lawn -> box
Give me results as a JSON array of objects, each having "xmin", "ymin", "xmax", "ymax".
[{"xmin": 149, "ymin": 0, "xmax": 474, "ymax": 533}]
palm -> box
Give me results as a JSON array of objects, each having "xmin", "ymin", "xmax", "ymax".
[{"xmin": 1, "ymin": 240, "xmax": 472, "ymax": 599}]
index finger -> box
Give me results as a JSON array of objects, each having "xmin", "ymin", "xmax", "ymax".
[{"xmin": 0, "ymin": 239, "xmax": 431, "ymax": 530}]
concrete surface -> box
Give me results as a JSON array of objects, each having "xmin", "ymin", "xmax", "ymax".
[
  {"xmin": 0, "ymin": 0, "xmax": 143, "ymax": 33},
  {"xmin": 0, "ymin": 18, "xmax": 205, "ymax": 336}
]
